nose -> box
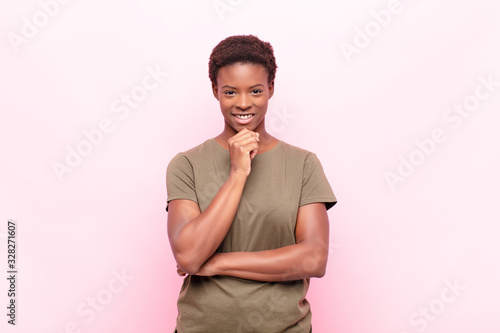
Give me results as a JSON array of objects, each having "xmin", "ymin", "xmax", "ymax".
[{"xmin": 236, "ymin": 93, "xmax": 250, "ymax": 110}]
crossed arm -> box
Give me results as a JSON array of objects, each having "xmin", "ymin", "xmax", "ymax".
[
  {"xmin": 167, "ymin": 172, "xmax": 331, "ymax": 282},
  {"xmin": 194, "ymin": 202, "xmax": 330, "ymax": 282}
]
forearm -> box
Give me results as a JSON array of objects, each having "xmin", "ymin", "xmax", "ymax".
[
  {"xmin": 205, "ymin": 241, "xmax": 329, "ymax": 282},
  {"xmin": 174, "ymin": 171, "xmax": 247, "ymax": 273}
]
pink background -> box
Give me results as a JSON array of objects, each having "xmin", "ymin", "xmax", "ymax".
[{"xmin": 1, "ymin": 0, "xmax": 499, "ymax": 332}]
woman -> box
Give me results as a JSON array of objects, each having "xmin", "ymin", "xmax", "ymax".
[{"xmin": 166, "ymin": 35, "xmax": 337, "ymax": 333}]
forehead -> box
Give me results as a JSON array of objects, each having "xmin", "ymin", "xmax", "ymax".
[{"xmin": 217, "ymin": 62, "xmax": 268, "ymax": 86}]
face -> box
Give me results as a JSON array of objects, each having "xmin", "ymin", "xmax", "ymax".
[{"xmin": 212, "ymin": 62, "xmax": 274, "ymax": 135}]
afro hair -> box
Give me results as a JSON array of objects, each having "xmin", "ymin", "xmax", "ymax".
[{"xmin": 208, "ymin": 35, "xmax": 277, "ymax": 86}]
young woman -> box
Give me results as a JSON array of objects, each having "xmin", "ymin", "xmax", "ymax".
[{"xmin": 166, "ymin": 35, "xmax": 337, "ymax": 333}]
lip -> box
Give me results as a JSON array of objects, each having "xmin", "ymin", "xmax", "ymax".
[{"xmin": 232, "ymin": 113, "xmax": 255, "ymax": 125}]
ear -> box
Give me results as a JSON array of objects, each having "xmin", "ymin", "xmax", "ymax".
[
  {"xmin": 212, "ymin": 83, "xmax": 219, "ymax": 101},
  {"xmin": 268, "ymin": 81, "xmax": 275, "ymax": 99}
]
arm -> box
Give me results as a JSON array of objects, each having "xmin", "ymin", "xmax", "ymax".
[
  {"xmin": 167, "ymin": 129, "xmax": 259, "ymax": 275},
  {"xmin": 195, "ymin": 202, "xmax": 330, "ymax": 282}
]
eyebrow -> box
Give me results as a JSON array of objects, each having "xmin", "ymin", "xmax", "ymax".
[{"xmin": 221, "ymin": 84, "xmax": 265, "ymax": 90}]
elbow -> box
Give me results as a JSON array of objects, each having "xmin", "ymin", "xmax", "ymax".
[
  {"xmin": 307, "ymin": 264, "xmax": 326, "ymax": 278},
  {"xmin": 313, "ymin": 265, "xmax": 327, "ymax": 278},
  {"xmin": 303, "ymin": 255, "xmax": 327, "ymax": 278},
  {"xmin": 303, "ymin": 244, "xmax": 328, "ymax": 278},
  {"xmin": 178, "ymin": 264, "xmax": 200, "ymax": 276},
  {"xmin": 175, "ymin": 253, "xmax": 203, "ymax": 275},
  {"xmin": 171, "ymin": 239, "xmax": 205, "ymax": 275}
]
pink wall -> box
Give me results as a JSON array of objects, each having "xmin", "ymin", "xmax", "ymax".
[{"xmin": 1, "ymin": 0, "xmax": 499, "ymax": 332}]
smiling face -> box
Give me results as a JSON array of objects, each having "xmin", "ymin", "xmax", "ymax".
[{"xmin": 212, "ymin": 62, "xmax": 274, "ymax": 137}]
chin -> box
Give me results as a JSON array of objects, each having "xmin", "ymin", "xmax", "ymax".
[
  {"xmin": 227, "ymin": 117, "xmax": 263, "ymax": 133},
  {"xmin": 235, "ymin": 125, "xmax": 253, "ymax": 132}
]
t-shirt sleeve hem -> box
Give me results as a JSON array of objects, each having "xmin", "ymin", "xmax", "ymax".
[
  {"xmin": 166, "ymin": 196, "xmax": 199, "ymax": 212},
  {"xmin": 299, "ymin": 196, "xmax": 337, "ymax": 211}
]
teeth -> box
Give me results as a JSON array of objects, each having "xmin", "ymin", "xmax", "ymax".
[{"xmin": 235, "ymin": 114, "xmax": 252, "ymax": 119}]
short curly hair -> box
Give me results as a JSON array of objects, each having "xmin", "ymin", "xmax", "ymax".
[{"xmin": 208, "ymin": 35, "xmax": 277, "ymax": 86}]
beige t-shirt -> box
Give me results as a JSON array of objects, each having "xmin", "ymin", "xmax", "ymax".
[{"xmin": 166, "ymin": 138, "xmax": 337, "ymax": 333}]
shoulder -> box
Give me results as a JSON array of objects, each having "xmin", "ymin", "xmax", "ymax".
[
  {"xmin": 279, "ymin": 140, "xmax": 319, "ymax": 163},
  {"xmin": 168, "ymin": 138, "xmax": 214, "ymax": 165}
]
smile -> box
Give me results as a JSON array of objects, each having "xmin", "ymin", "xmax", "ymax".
[
  {"xmin": 233, "ymin": 114, "xmax": 254, "ymax": 119},
  {"xmin": 232, "ymin": 113, "xmax": 255, "ymax": 124}
]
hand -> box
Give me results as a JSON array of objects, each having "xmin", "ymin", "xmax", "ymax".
[
  {"xmin": 195, "ymin": 253, "xmax": 222, "ymax": 277},
  {"xmin": 227, "ymin": 128, "xmax": 259, "ymax": 177}
]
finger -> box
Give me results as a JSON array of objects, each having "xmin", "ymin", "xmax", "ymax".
[
  {"xmin": 230, "ymin": 129, "xmax": 259, "ymax": 141},
  {"xmin": 248, "ymin": 142, "xmax": 259, "ymax": 159},
  {"xmin": 232, "ymin": 143, "xmax": 258, "ymax": 160},
  {"xmin": 230, "ymin": 134, "xmax": 259, "ymax": 150},
  {"xmin": 249, "ymin": 150, "xmax": 256, "ymax": 160}
]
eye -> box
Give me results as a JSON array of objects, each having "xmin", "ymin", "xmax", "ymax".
[
  {"xmin": 251, "ymin": 89, "xmax": 263, "ymax": 94},
  {"xmin": 223, "ymin": 90, "xmax": 235, "ymax": 95}
]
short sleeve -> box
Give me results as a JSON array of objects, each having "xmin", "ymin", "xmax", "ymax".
[
  {"xmin": 165, "ymin": 153, "xmax": 198, "ymax": 212},
  {"xmin": 299, "ymin": 152, "xmax": 337, "ymax": 211}
]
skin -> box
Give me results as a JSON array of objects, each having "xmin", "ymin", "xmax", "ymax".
[
  {"xmin": 168, "ymin": 62, "xmax": 330, "ymax": 281},
  {"xmin": 212, "ymin": 62, "xmax": 279, "ymax": 155}
]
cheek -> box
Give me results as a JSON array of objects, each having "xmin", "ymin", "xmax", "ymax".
[
  {"xmin": 219, "ymin": 100, "xmax": 233, "ymax": 113},
  {"xmin": 220, "ymin": 99, "xmax": 231, "ymax": 109},
  {"xmin": 256, "ymin": 98, "xmax": 268, "ymax": 109}
]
